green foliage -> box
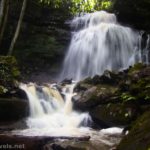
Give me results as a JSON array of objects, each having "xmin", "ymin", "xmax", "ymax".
[
  {"xmin": 15, "ymin": 34, "xmax": 64, "ymax": 61},
  {"xmin": 128, "ymin": 63, "xmax": 145, "ymax": 75},
  {"xmin": 14, "ymin": 33, "xmax": 65, "ymax": 75},
  {"xmin": 121, "ymin": 93, "xmax": 136, "ymax": 102},
  {"xmin": 0, "ymin": 85, "xmax": 8, "ymax": 94},
  {"xmin": 39, "ymin": 0, "xmax": 112, "ymax": 14},
  {"xmin": 0, "ymin": 56, "xmax": 20, "ymax": 90},
  {"xmin": 119, "ymin": 65, "xmax": 150, "ymax": 104},
  {"xmin": 117, "ymin": 111, "xmax": 150, "ymax": 150}
]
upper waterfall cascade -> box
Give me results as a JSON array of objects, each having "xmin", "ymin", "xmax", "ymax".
[{"xmin": 60, "ymin": 11, "xmax": 145, "ymax": 81}]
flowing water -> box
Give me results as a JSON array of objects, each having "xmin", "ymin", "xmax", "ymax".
[
  {"xmin": 16, "ymin": 83, "xmax": 91, "ymax": 133},
  {"xmin": 60, "ymin": 11, "xmax": 149, "ymax": 81}
]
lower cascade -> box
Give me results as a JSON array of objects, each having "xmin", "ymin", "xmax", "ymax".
[
  {"xmin": 12, "ymin": 82, "xmax": 123, "ymax": 148},
  {"xmin": 16, "ymin": 82, "xmax": 92, "ymax": 136},
  {"xmin": 60, "ymin": 11, "xmax": 149, "ymax": 81}
]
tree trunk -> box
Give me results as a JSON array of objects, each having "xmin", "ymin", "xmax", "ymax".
[
  {"xmin": 0, "ymin": 0, "xmax": 5, "ymax": 27},
  {"xmin": 0, "ymin": 0, "xmax": 9, "ymax": 47},
  {"xmin": 7, "ymin": 0, "xmax": 27, "ymax": 56}
]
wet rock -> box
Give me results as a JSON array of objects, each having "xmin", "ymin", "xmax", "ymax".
[
  {"xmin": 12, "ymin": 89, "xmax": 28, "ymax": 100},
  {"xmin": 0, "ymin": 135, "xmax": 90, "ymax": 150},
  {"xmin": 46, "ymin": 144, "xmax": 87, "ymax": 150},
  {"xmin": 73, "ymin": 84, "xmax": 119, "ymax": 111},
  {"xmin": 0, "ymin": 120, "xmax": 27, "ymax": 131},
  {"xmin": 0, "ymin": 98, "xmax": 29, "ymax": 121},
  {"xmin": 61, "ymin": 79, "xmax": 73, "ymax": 85},
  {"xmin": 90, "ymin": 103, "xmax": 139, "ymax": 127},
  {"xmin": 0, "ymin": 135, "xmax": 51, "ymax": 150}
]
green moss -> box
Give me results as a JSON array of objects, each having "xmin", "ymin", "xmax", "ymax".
[
  {"xmin": 0, "ymin": 56, "xmax": 20, "ymax": 93},
  {"xmin": 117, "ymin": 111, "xmax": 150, "ymax": 150},
  {"xmin": 128, "ymin": 63, "xmax": 146, "ymax": 75},
  {"xmin": 91, "ymin": 103, "xmax": 139, "ymax": 126}
]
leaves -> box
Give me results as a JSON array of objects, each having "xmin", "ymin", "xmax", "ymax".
[
  {"xmin": 121, "ymin": 93, "xmax": 136, "ymax": 102},
  {"xmin": 39, "ymin": 0, "xmax": 112, "ymax": 14}
]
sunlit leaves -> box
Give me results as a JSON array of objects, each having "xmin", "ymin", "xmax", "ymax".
[{"xmin": 39, "ymin": 0, "xmax": 112, "ymax": 14}]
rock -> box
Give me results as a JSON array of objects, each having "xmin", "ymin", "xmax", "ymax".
[
  {"xmin": 0, "ymin": 135, "xmax": 51, "ymax": 150},
  {"xmin": 46, "ymin": 143, "xmax": 87, "ymax": 150},
  {"xmin": 75, "ymin": 71, "xmax": 123, "ymax": 87},
  {"xmin": 12, "ymin": 89, "xmax": 28, "ymax": 100},
  {"xmin": 61, "ymin": 78, "xmax": 73, "ymax": 85},
  {"xmin": 0, "ymin": 135, "xmax": 90, "ymax": 150},
  {"xmin": 73, "ymin": 84, "xmax": 119, "ymax": 111},
  {"xmin": 0, "ymin": 120, "xmax": 27, "ymax": 131},
  {"xmin": 0, "ymin": 98, "xmax": 29, "ymax": 121},
  {"xmin": 90, "ymin": 103, "xmax": 139, "ymax": 127},
  {"xmin": 92, "ymin": 70, "xmax": 121, "ymax": 85},
  {"xmin": 117, "ymin": 111, "xmax": 150, "ymax": 150}
]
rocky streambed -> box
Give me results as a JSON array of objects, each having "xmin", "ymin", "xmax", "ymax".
[{"xmin": 0, "ymin": 63, "xmax": 150, "ymax": 150}]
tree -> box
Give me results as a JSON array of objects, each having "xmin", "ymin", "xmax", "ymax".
[
  {"xmin": 0, "ymin": 0, "xmax": 5, "ymax": 26},
  {"xmin": 0, "ymin": 0, "xmax": 9, "ymax": 47},
  {"xmin": 7, "ymin": 0, "xmax": 27, "ymax": 55}
]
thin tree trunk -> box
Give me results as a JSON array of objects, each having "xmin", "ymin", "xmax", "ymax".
[
  {"xmin": 0, "ymin": 0, "xmax": 5, "ymax": 27},
  {"xmin": 7, "ymin": 0, "xmax": 27, "ymax": 56},
  {"xmin": 0, "ymin": 0, "xmax": 9, "ymax": 47}
]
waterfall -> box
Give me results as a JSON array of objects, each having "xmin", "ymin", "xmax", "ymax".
[
  {"xmin": 60, "ymin": 11, "xmax": 142, "ymax": 81},
  {"xmin": 19, "ymin": 82, "xmax": 91, "ymax": 135},
  {"xmin": 142, "ymin": 34, "xmax": 150, "ymax": 64}
]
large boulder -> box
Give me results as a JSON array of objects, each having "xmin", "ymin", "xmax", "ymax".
[
  {"xmin": 73, "ymin": 84, "xmax": 119, "ymax": 111},
  {"xmin": 0, "ymin": 98, "xmax": 29, "ymax": 121},
  {"xmin": 0, "ymin": 135, "xmax": 90, "ymax": 150},
  {"xmin": 117, "ymin": 111, "xmax": 150, "ymax": 150},
  {"xmin": 73, "ymin": 64, "xmax": 150, "ymax": 128},
  {"xmin": 73, "ymin": 71, "xmax": 121, "ymax": 111},
  {"xmin": 90, "ymin": 103, "xmax": 139, "ymax": 127}
]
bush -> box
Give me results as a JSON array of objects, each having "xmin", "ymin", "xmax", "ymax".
[{"xmin": 0, "ymin": 56, "xmax": 20, "ymax": 92}]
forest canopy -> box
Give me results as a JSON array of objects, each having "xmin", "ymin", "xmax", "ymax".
[{"xmin": 39, "ymin": 0, "xmax": 112, "ymax": 14}]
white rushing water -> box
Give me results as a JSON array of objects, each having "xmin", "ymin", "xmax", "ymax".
[
  {"xmin": 60, "ymin": 11, "xmax": 142, "ymax": 81},
  {"xmin": 15, "ymin": 83, "xmax": 92, "ymax": 136}
]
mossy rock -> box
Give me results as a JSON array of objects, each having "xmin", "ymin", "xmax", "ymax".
[
  {"xmin": 118, "ymin": 64, "xmax": 150, "ymax": 104},
  {"xmin": 75, "ymin": 70, "xmax": 123, "ymax": 87},
  {"xmin": 90, "ymin": 103, "xmax": 139, "ymax": 127},
  {"xmin": 73, "ymin": 84, "xmax": 119, "ymax": 111},
  {"xmin": 117, "ymin": 111, "xmax": 150, "ymax": 150}
]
